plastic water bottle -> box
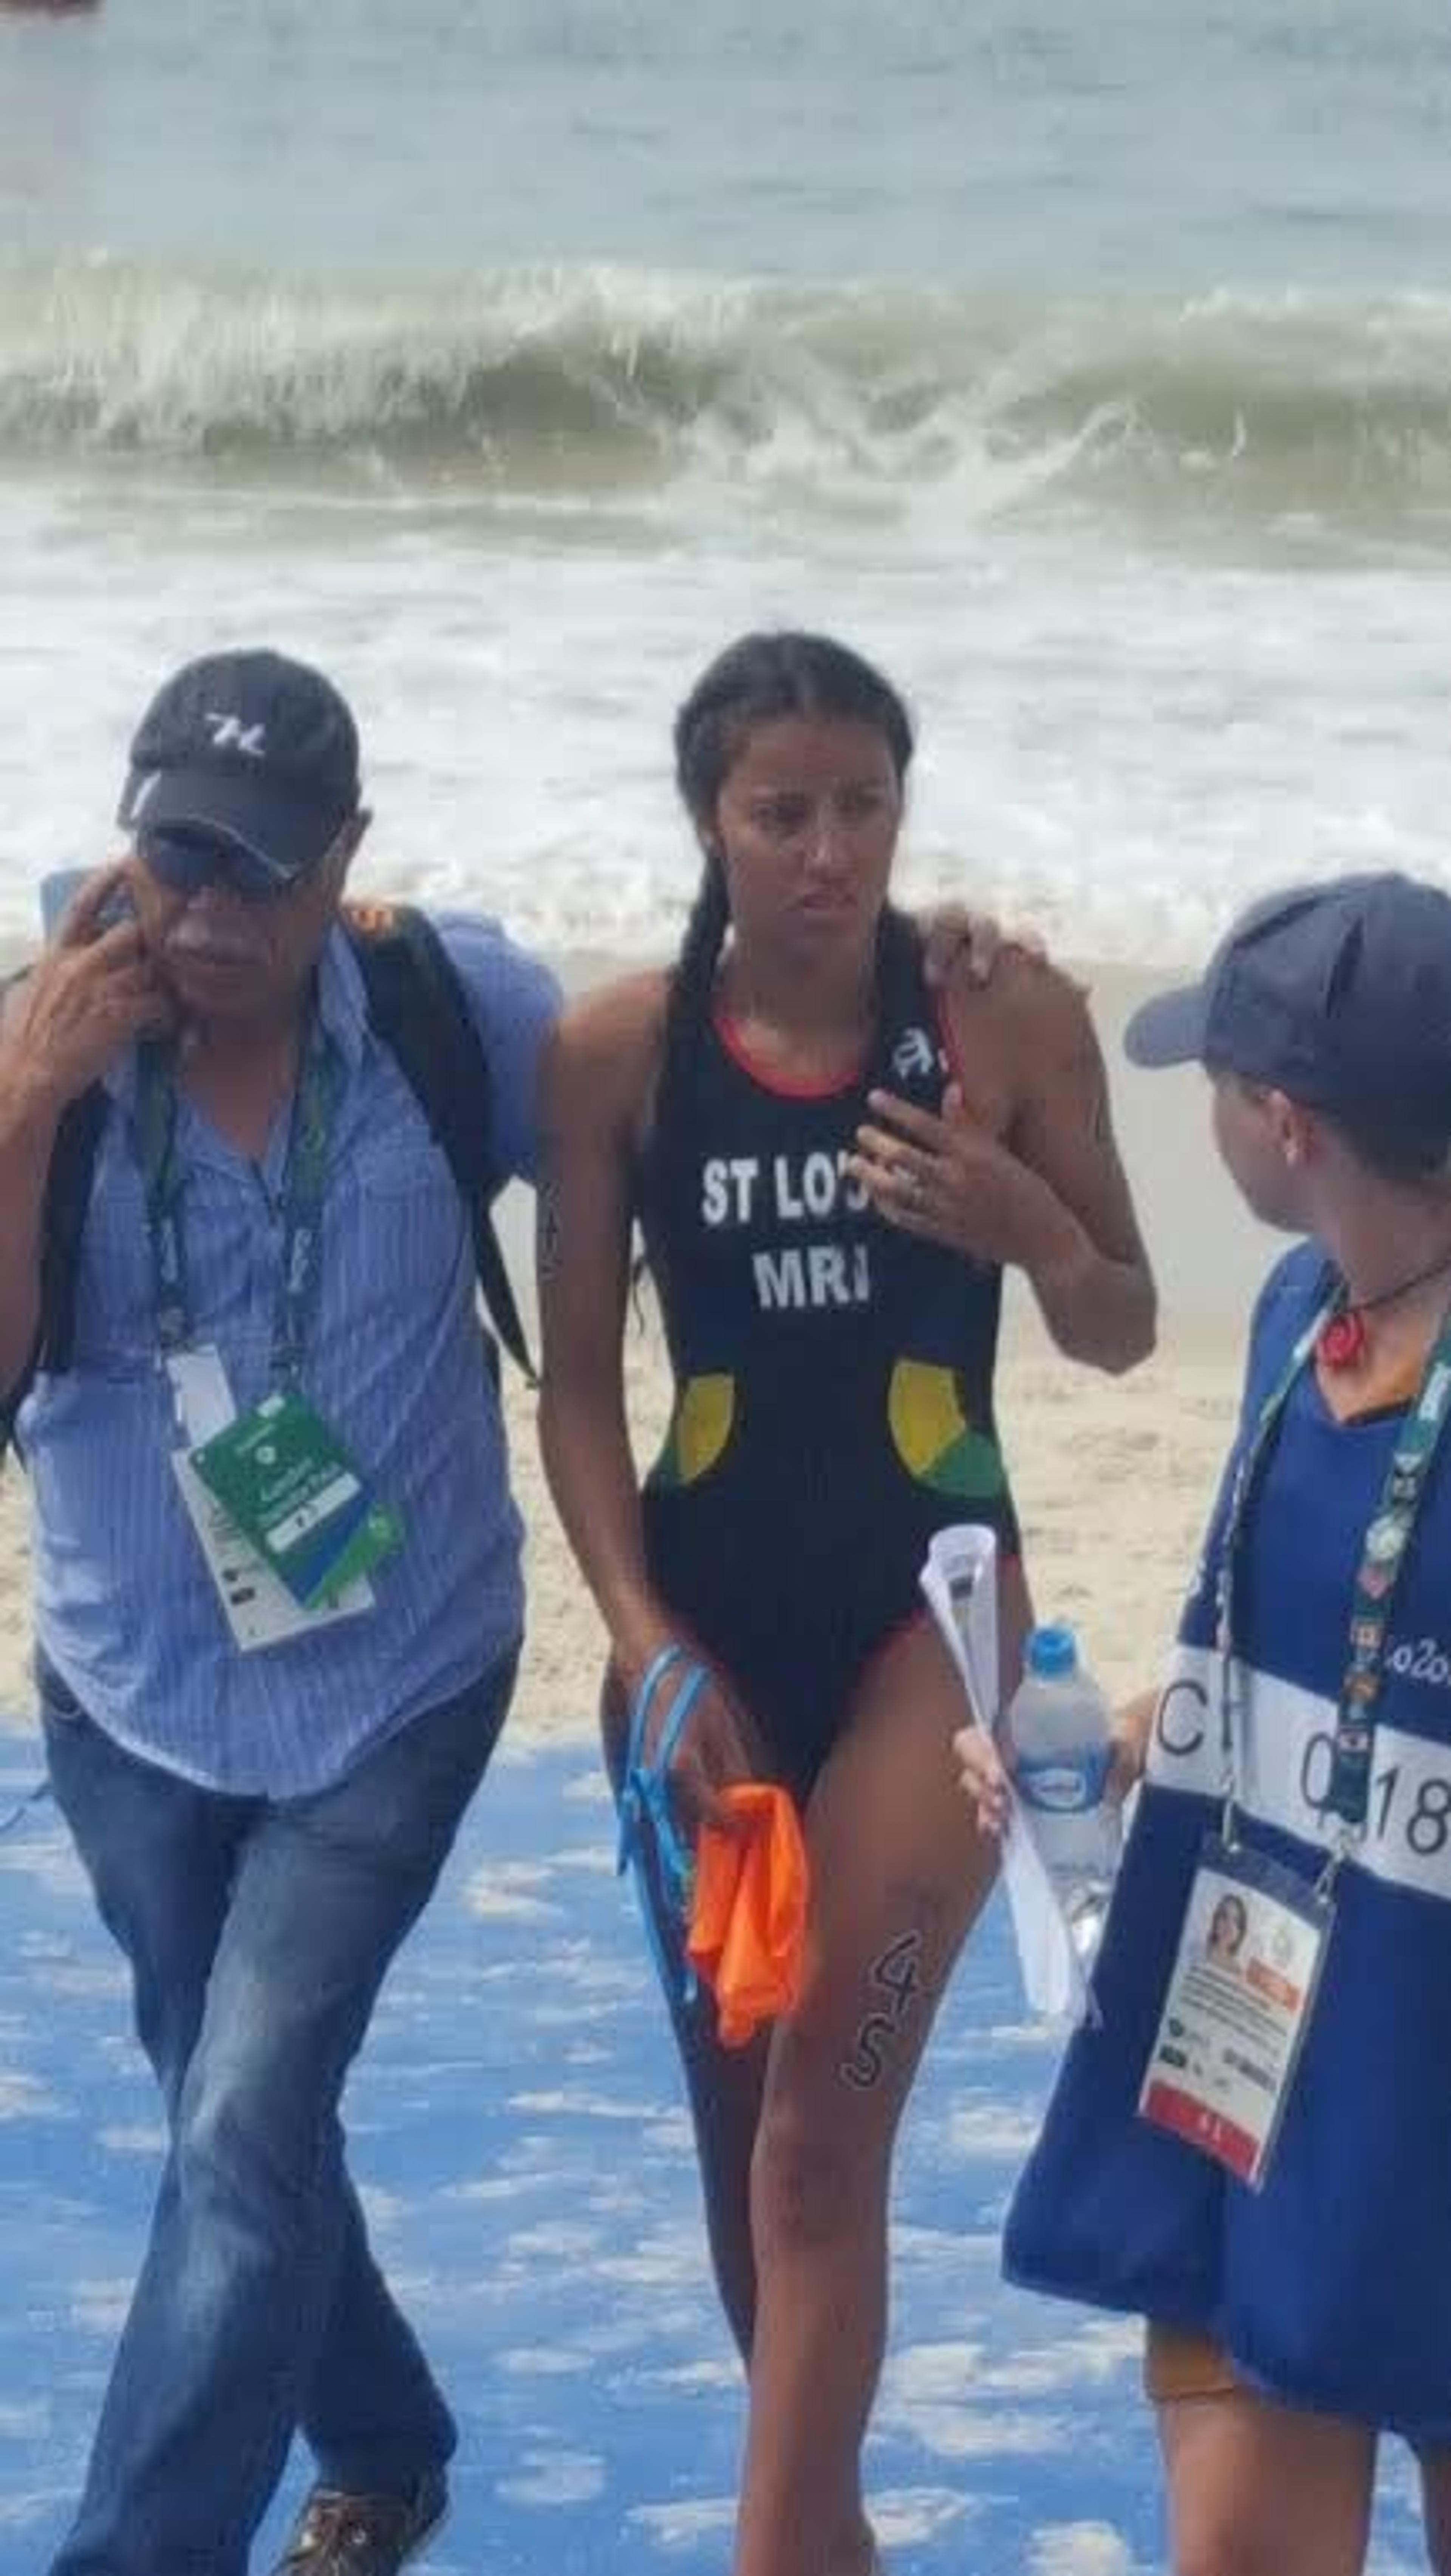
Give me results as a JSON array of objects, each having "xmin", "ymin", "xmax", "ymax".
[{"xmin": 1005, "ymin": 1623, "xmax": 1120, "ymax": 1954}]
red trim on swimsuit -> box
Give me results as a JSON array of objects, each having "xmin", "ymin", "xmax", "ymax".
[
  {"xmin": 712, "ymin": 1005, "xmax": 869, "ymax": 1101},
  {"xmin": 856, "ymin": 1549, "xmax": 1027, "ymax": 1697}
]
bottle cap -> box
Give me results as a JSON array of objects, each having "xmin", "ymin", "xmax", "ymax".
[{"xmin": 1026, "ymin": 1622, "xmax": 1078, "ymax": 1680}]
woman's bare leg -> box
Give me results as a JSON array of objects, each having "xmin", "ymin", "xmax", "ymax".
[
  {"xmin": 732, "ymin": 1619, "xmax": 1002, "ymax": 2576},
  {"xmin": 1158, "ymin": 2388, "xmax": 1375, "ymax": 2576},
  {"xmin": 603, "ymin": 1671, "xmax": 768, "ymax": 2357}
]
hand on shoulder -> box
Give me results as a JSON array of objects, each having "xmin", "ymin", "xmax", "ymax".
[
  {"xmin": 942, "ymin": 935, "xmax": 1091, "ymax": 1044},
  {"xmin": 919, "ymin": 900, "xmax": 1054, "ymax": 991}
]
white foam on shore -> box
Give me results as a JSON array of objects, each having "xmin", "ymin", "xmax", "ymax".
[{"xmin": 3, "ymin": 433, "xmax": 1449, "ymax": 975}]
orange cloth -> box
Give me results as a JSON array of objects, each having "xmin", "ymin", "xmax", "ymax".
[{"xmin": 686, "ymin": 1783, "xmax": 809, "ymax": 2047}]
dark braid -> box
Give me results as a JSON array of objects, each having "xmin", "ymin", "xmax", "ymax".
[{"xmin": 658, "ymin": 852, "xmax": 730, "ymax": 1128}]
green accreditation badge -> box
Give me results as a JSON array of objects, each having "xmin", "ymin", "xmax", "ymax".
[{"xmin": 190, "ymin": 1391, "xmax": 403, "ymax": 1609}]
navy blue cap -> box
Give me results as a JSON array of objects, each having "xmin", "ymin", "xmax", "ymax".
[
  {"xmin": 1125, "ymin": 873, "xmax": 1451, "ymax": 1134},
  {"xmin": 117, "ymin": 648, "xmax": 361, "ymax": 884}
]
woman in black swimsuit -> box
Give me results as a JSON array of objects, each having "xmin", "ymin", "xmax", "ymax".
[{"xmin": 538, "ymin": 632, "xmax": 1155, "ymax": 2576}]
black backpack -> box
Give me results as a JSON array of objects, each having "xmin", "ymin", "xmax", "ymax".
[{"xmin": 1, "ymin": 902, "xmax": 535, "ymax": 1461}]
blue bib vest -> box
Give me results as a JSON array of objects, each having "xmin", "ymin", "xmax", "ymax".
[{"xmin": 1004, "ymin": 1240, "xmax": 1451, "ymax": 2441}]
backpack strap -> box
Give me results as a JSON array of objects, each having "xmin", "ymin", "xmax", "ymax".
[
  {"xmin": 345, "ymin": 903, "xmax": 537, "ymax": 1385},
  {"xmin": 1, "ymin": 1080, "xmax": 109, "ymax": 1463}
]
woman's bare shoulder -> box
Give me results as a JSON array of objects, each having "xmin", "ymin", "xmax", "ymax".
[
  {"xmin": 545, "ymin": 968, "xmax": 671, "ymax": 1122},
  {"xmin": 945, "ymin": 948, "xmax": 1098, "ymax": 1080}
]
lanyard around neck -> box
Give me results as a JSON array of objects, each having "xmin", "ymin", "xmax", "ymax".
[
  {"xmin": 135, "ymin": 1021, "xmax": 342, "ymax": 1391},
  {"xmin": 1216, "ymin": 1283, "xmax": 1451, "ymax": 1845}
]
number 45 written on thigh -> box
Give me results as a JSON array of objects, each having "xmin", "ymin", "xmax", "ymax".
[{"xmin": 840, "ymin": 1931, "xmax": 927, "ymax": 2091}]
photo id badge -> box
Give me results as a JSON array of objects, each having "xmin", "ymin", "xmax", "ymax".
[{"xmin": 1138, "ymin": 1836, "xmax": 1330, "ymax": 2188}]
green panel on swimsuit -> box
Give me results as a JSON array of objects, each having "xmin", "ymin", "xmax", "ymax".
[{"xmin": 887, "ymin": 1358, "xmax": 1007, "ymax": 1498}]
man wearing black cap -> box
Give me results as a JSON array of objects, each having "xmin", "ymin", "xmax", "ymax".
[{"xmin": 0, "ymin": 649, "xmax": 560, "ymax": 2576}]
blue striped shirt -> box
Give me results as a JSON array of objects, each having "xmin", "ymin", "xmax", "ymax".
[{"xmin": 20, "ymin": 913, "xmax": 560, "ymax": 1796}]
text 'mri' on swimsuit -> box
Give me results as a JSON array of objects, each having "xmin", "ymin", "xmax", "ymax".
[{"xmin": 637, "ymin": 940, "xmax": 1020, "ymax": 1793}]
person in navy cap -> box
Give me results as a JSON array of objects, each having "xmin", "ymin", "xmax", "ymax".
[
  {"xmin": 0, "ymin": 649, "xmax": 560, "ymax": 2576},
  {"xmin": 962, "ymin": 872, "xmax": 1451, "ymax": 2576}
]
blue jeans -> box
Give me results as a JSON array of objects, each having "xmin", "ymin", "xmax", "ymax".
[{"xmin": 40, "ymin": 1649, "xmax": 518, "ymax": 2576}]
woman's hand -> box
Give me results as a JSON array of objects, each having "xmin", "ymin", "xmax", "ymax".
[
  {"xmin": 848, "ymin": 1081, "xmax": 1081, "ymax": 1275},
  {"xmin": 667, "ymin": 1668, "xmax": 758, "ymax": 1839},
  {"xmin": 625, "ymin": 1642, "xmax": 762, "ymax": 1840},
  {"xmin": 955, "ymin": 1688, "xmax": 1156, "ymax": 1838},
  {"xmin": 953, "ymin": 1719, "xmax": 1012, "ymax": 1839},
  {"xmin": 1107, "ymin": 1688, "xmax": 1157, "ymax": 1804}
]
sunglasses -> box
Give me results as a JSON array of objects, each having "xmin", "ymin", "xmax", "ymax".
[{"xmin": 136, "ymin": 824, "xmax": 311, "ymax": 904}]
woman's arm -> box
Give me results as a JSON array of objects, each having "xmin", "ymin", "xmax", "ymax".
[
  {"xmin": 536, "ymin": 977, "xmax": 759, "ymax": 1822},
  {"xmin": 535, "ymin": 975, "xmax": 674, "ymax": 1693},
  {"xmin": 995, "ymin": 961, "xmax": 1157, "ymax": 1373}
]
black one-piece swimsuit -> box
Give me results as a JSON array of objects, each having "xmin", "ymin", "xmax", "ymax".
[{"xmin": 637, "ymin": 955, "xmax": 1021, "ymax": 1801}]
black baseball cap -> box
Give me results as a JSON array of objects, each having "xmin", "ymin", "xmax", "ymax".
[
  {"xmin": 1125, "ymin": 873, "xmax": 1451, "ymax": 1133},
  {"xmin": 117, "ymin": 648, "xmax": 362, "ymax": 885}
]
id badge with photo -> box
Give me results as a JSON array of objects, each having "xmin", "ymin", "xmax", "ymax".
[{"xmin": 1138, "ymin": 1836, "xmax": 1331, "ymax": 2188}]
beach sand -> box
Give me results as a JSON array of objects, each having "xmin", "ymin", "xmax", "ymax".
[
  {"xmin": 0, "ymin": 1320, "xmax": 1239, "ymax": 1747},
  {"xmin": 0, "ymin": 944, "xmax": 1259, "ymax": 1746}
]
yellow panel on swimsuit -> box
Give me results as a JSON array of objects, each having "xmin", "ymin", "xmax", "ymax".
[
  {"xmin": 657, "ymin": 1372, "xmax": 737, "ymax": 1488},
  {"xmin": 887, "ymin": 1358, "xmax": 1007, "ymax": 1499}
]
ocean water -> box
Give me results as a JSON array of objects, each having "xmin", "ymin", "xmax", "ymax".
[{"xmin": 3, "ymin": 0, "xmax": 1451, "ymax": 963}]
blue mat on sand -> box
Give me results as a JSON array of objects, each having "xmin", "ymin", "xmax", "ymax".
[{"xmin": 0, "ymin": 1735, "xmax": 1423, "ymax": 2574}]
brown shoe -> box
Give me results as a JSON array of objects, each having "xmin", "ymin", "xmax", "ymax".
[{"xmin": 270, "ymin": 2469, "xmax": 448, "ymax": 2574}]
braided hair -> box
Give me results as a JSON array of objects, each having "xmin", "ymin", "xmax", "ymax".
[{"xmin": 659, "ymin": 632, "xmax": 918, "ymax": 1119}]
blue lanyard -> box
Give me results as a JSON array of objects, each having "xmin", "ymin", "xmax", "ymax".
[
  {"xmin": 135, "ymin": 1022, "xmax": 342, "ymax": 1390},
  {"xmin": 1216, "ymin": 1285, "xmax": 1451, "ymax": 1840}
]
